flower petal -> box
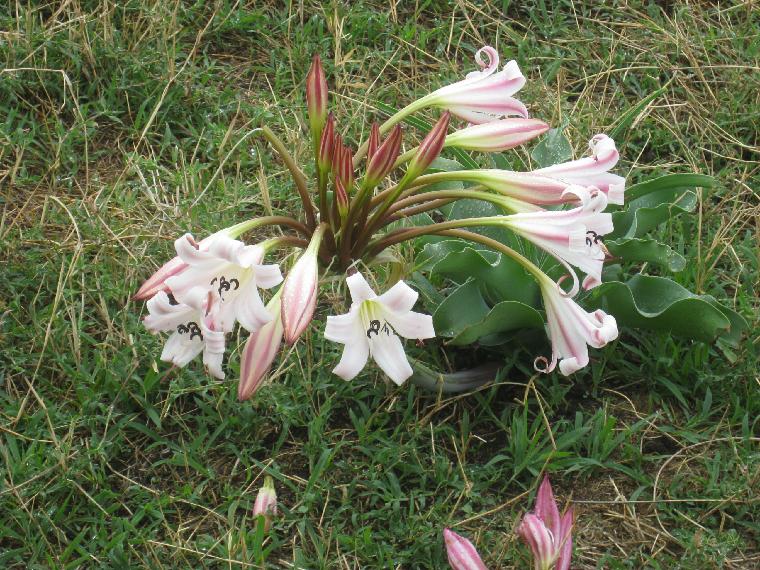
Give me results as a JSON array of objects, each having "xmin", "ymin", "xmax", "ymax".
[
  {"xmin": 369, "ymin": 333, "xmax": 413, "ymax": 385},
  {"xmin": 384, "ymin": 310, "xmax": 435, "ymax": 340},
  {"xmin": 346, "ymin": 272, "xmax": 377, "ymax": 304},
  {"xmin": 376, "ymin": 280, "xmax": 418, "ymax": 313},
  {"xmin": 234, "ymin": 281, "xmax": 273, "ymax": 333},
  {"xmin": 254, "ymin": 264, "xmax": 284, "ymax": 289},
  {"xmin": 160, "ymin": 331, "xmax": 203, "ymax": 368},
  {"xmin": 535, "ymin": 476, "xmax": 561, "ymax": 549},
  {"xmin": 332, "ymin": 340, "xmax": 370, "ymax": 381}
]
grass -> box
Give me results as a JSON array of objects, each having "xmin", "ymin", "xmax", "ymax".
[{"xmin": 1, "ymin": 0, "xmax": 758, "ymax": 568}]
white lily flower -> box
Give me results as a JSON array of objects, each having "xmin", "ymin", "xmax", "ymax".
[
  {"xmin": 502, "ymin": 186, "xmax": 613, "ymax": 294},
  {"xmin": 143, "ymin": 287, "xmax": 226, "ymax": 379},
  {"xmin": 324, "ymin": 272, "xmax": 435, "ymax": 385},
  {"xmin": 537, "ymin": 276, "xmax": 618, "ymax": 376},
  {"xmin": 165, "ymin": 233, "xmax": 283, "ymax": 333}
]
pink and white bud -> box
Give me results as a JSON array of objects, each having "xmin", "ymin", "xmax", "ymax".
[
  {"xmin": 238, "ymin": 293, "xmax": 283, "ymax": 401},
  {"xmin": 406, "ymin": 112, "xmax": 450, "ymax": 180},
  {"xmin": 445, "ymin": 118, "xmax": 549, "ymax": 152},
  {"xmin": 281, "ymin": 224, "xmax": 327, "ymax": 344},
  {"xmin": 306, "ymin": 54, "xmax": 328, "ymax": 136},
  {"xmin": 518, "ymin": 476, "xmax": 574, "ymax": 570},
  {"xmin": 253, "ymin": 476, "xmax": 277, "ymax": 531},
  {"xmin": 421, "ymin": 46, "xmax": 528, "ymax": 123},
  {"xmin": 535, "ymin": 134, "xmax": 625, "ymax": 204},
  {"xmin": 365, "ymin": 124, "xmax": 402, "ymax": 187},
  {"xmin": 443, "ymin": 528, "xmax": 488, "ymax": 570}
]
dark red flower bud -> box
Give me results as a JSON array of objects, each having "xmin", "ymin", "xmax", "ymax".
[
  {"xmin": 367, "ymin": 122, "xmax": 381, "ymax": 161},
  {"xmin": 318, "ymin": 113, "xmax": 335, "ymax": 171},
  {"xmin": 365, "ymin": 124, "xmax": 402, "ymax": 187},
  {"xmin": 306, "ymin": 54, "xmax": 328, "ymax": 136},
  {"xmin": 407, "ymin": 112, "xmax": 450, "ymax": 180}
]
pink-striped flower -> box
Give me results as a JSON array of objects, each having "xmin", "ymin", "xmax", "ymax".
[
  {"xmin": 253, "ymin": 476, "xmax": 278, "ymax": 532},
  {"xmin": 143, "ymin": 287, "xmax": 226, "ymax": 379},
  {"xmin": 501, "ymin": 186, "xmax": 613, "ymax": 293},
  {"xmin": 534, "ymin": 134, "xmax": 625, "ymax": 204},
  {"xmin": 164, "ymin": 234, "xmax": 283, "ymax": 333},
  {"xmin": 445, "ymin": 118, "xmax": 549, "ymax": 152},
  {"xmin": 518, "ymin": 476, "xmax": 574, "ymax": 570},
  {"xmin": 420, "ymin": 46, "xmax": 528, "ymax": 123},
  {"xmin": 238, "ymin": 292, "xmax": 283, "ymax": 401},
  {"xmin": 324, "ymin": 272, "xmax": 435, "ymax": 385},
  {"xmin": 444, "ymin": 529, "xmax": 488, "ymax": 570},
  {"xmin": 536, "ymin": 274, "xmax": 618, "ymax": 375}
]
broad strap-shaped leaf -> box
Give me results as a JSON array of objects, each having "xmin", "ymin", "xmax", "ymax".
[
  {"xmin": 588, "ymin": 274, "xmax": 746, "ymax": 343},
  {"xmin": 420, "ymin": 240, "xmax": 540, "ymax": 306},
  {"xmin": 610, "ymin": 174, "xmax": 712, "ymax": 239},
  {"xmin": 605, "ymin": 238, "xmax": 686, "ymax": 272},
  {"xmin": 449, "ymin": 299, "xmax": 544, "ymax": 345},
  {"xmin": 433, "ymin": 279, "xmax": 544, "ymax": 345}
]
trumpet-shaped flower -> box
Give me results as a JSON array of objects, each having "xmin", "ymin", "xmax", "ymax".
[
  {"xmin": 445, "ymin": 118, "xmax": 549, "ymax": 152},
  {"xmin": 443, "ymin": 529, "xmax": 488, "ymax": 570},
  {"xmin": 502, "ymin": 186, "xmax": 613, "ymax": 292},
  {"xmin": 239, "ymin": 292, "xmax": 283, "ymax": 401},
  {"xmin": 164, "ymin": 234, "xmax": 283, "ymax": 333},
  {"xmin": 419, "ymin": 46, "xmax": 528, "ymax": 123},
  {"xmin": 535, "ymin": 134, "xmax": 625, "ymax": 204},
  {"xmin": 143, "ymin": 287, "xmax": 226, "ymax": 379},
  {"xmin": 324, "ymin": 272, "xmax": 435, "ymax": 385},
  {"xmin": 518, "ymin": 476, "xmax": 574, "ymax": 570},
  {"xmin": 536, "ymin": 274, "xmax": 618, "ymax": 375}
]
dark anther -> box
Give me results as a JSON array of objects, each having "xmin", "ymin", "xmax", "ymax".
[
  {"xmin": 166, "ymin": 292, "xmax": 179, "ymax": 305},
  {"xmin": 366, "ymin": 319, "xmax": 381, "ymax": 338},
  {"xmin": 177, "ymin": 321, "xmax": 203, "ymax": 341},
  {"xmin": 585, "ymin": 230, "xmax": 603, "ymax": 246},
  {"xmin": 213, "ymin": 275, "xmax": 240, "ymax": 298}
]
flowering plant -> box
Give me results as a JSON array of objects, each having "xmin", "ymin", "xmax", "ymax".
[{"xmin": 135, "ymin": 47, "xmax": 745, "ymax": 397}]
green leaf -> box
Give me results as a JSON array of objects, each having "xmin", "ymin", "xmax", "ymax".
[
  {"xmin": 421, "ymin": 240, "xmax": 540, "ymax": 306},
  {"xmin": 433, "ymin": 280, "xmax": 490, "ymax": 338},
  {"xmin": 611, "ymin": 190, "xmax": 697, "ymax": 239},
  {"xmin": 605, "ymin": 238, "xmax": 686, "ymax": 271},
  {"xmin": 587, "ymin": 275, "xmax": 742, "ymax": 342},
  {"xmin": 625, "ymin": 173, "xmax": 713, "ymax": 202},
  {"xmin": 530, "ymin": 126, "xmax": 572, "ymax": 168},
  {"xmin": 445, "ymin": 199, "xmax": 512, "ymax": 243},
  {"xmin": 449, "ymin": 300, "xmax": 544, "ymax": 346},
  {"xmin": 432, "ymin": 280, "xmax": 544, "ymax": 345}
]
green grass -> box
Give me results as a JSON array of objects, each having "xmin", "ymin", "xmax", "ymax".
[{"xmin": 1, "ymin": 1, "xmax": 758, "ymax": 568}]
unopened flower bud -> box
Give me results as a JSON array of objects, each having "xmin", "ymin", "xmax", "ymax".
[
  {"xmin": 365, "ymin": 124, "xmax": 402, "ymax": 187},
  {"xmin": 306, "ymin": 54, "xmax": 328, "ymax": 139},
  {"xmin": 443, "ymin": 528, "xmax": 488, "ymax": 570},
  {"xmin": 281, "ymin": 224, "xmax": 327, "ymax": 344},
  {"xmin": 238, "ymin": 293, "xmax": 283, "ymax": 401},
  {"xmin": 406, "ymin": 111, "xmax": 450, "ymax": 180},
  {"xmin": 318, "ymin": 113, "xmax": 335, "ymax": 172},
  {"xmin": 367, "ymin": 122, "xmax": 381, "ymax": 161},
  {"xmin": 253, "ymin": 476, "xmax": 277, "ymax": 531}
]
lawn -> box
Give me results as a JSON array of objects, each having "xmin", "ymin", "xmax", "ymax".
[{"xmin": 1, "ymin": 1, "xmax": 758, "ymax": 568}]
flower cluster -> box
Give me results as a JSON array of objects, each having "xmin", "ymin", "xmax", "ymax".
[{"xmin": 135, "ymin": 46, "xmax": 625, "ymax": 396}]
